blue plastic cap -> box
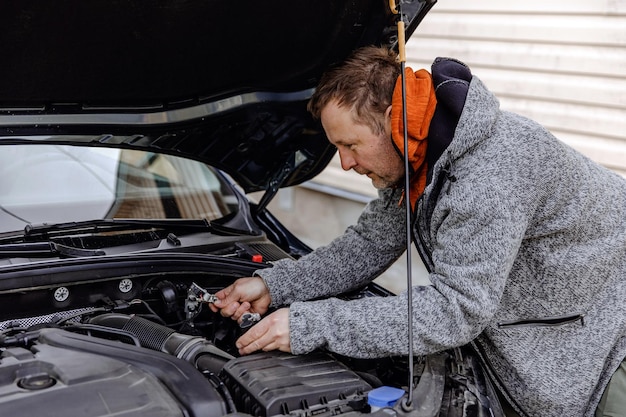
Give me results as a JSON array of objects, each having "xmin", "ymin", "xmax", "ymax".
[{"xmin": 367, "ymin": 386, "xmax": 406, "ymax": 408}]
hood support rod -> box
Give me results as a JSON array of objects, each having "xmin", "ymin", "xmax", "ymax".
[
  {"xmin": 391, "ymin": 0, "xmax": 417, "ymax": 409},
  {"xmin": 256, "ymin": 151, "xmax": 308, "ymax": 213}
]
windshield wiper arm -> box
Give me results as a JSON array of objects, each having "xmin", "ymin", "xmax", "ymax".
[
  {"xmin": 0, "ymin": 242, "xmax": 105, "ymax": 258},
  {"xmin": 23, "ymin": 218, "xmax": 256, "ymax": 239}
]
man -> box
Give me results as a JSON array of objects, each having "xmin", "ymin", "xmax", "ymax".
[{"xmin": 211, "ymin": 46, "xmax": 626, "ymax": 417}]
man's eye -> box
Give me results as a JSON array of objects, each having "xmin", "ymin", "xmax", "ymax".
[{"xmin": 337, "ymin": 143, "xmax": 355, "ymax": 151}]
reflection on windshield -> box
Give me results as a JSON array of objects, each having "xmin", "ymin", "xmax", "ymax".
[{"xmin": 0, "ymin": 145, "xmax": 238, "ymax": 232}]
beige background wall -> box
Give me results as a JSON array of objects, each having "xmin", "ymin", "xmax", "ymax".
[
  {"xmin": 252, "ymin": 0, "xmax": 626, "ymax": 294},
  {"xmin": 407, "ymin": 0, "xmax": 626, "ymax": 176}
]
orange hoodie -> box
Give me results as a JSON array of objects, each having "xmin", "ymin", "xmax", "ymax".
[{"xmin": 390, "ymin": 67, "xmax": 437, "ymax": 210}]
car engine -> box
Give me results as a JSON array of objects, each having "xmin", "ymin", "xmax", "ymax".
[{"xmin": 0, "ymin": 255, "xmax": 502, "ymax": 417}]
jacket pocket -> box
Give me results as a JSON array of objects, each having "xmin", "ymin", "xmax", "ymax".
[{"xmin": 497, "ymin": 312, "xmax": 585, "ymax": 329}]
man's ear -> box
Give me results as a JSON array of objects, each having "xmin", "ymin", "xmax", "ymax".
[{"xmin": 385, "ymin": 105, "xmax": 393, "ymax": 119}]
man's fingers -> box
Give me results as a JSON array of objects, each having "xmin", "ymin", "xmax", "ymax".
[
  {"xmin": 212, "ymin": 285, "xmax": 234, "ymax": 307},
  {"xmin": 235, "ymin": 308, "xmax": 291, "ymax": 355},
  {"xmin": 232, "ymin": 302, "xmax": 251, "ymax": 321},
  {"xmin": 260, "ymin": 341, "xmax": 282, "ymax": 352},
  {"xmin": 207, "ymin": 284, "xmax": 233, "ymax": 312},
  {"xmin": 237, "ymin": 329, "xmax": 290, "ymax": 355},
  {"xmin": 219, "ymin": 301, "xmax": 241, "ymax": 317},
  {"xmin": 236, "ymin": 320, "xmax": 267, "ymax": 348},
  {"xmin": 236, "ymin": 320, "xmax": 271, "ymax": 355}
]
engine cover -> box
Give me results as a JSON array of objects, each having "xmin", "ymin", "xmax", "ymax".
[
  {"xmin": 221, "ymin": 351, "xmax": 372, "ymax": 417},
  {"xmin": 0, "ymin": 344, "xmax": 185, "ymax": 416},
  {"xmin": 0, "ymin": 328, "xmax": 228, "ymax": 417}
]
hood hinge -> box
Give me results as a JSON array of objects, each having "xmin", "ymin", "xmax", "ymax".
[{"xmin": 256, "ymin": 150, "xmax": 308, "ymax": 212}]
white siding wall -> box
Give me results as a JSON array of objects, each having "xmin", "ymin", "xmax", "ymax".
[
  {"xmin": 406, "ymin": 0, "xmax": 626, "ymax": 176},
  {"xmin": 314, "ymin": 0, "xmax": 626, "ymax": 192}
]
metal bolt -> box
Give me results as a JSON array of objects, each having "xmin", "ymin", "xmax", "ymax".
[
  {"xmin": 118, "ymin": 279, "xmax": 133, "ymax": 293},
  {"xmin": 53, "ymin": 287, "xmax": 69, "ymax": 302}
]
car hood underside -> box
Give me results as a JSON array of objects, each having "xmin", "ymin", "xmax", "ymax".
[{"xmin": 0, "ymin": 0, "xmax": 435, "ymax": 193}]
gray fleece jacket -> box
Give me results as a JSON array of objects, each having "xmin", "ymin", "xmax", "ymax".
[{"xmin": 256, "ymin": 69, "xmax": 626, "ymax": 417}]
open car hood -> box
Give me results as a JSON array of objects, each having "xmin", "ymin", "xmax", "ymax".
[{"xmin": 0, "ymin": 0, "xmax": 435, "ymax": 194}]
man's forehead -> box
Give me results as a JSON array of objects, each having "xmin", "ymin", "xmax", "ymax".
[{"xmin": 323, "ymin": 97, "xmax": 352, "ymax": 112}]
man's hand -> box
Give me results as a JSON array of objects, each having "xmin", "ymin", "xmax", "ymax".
[
  {"xmin": 236, "ymin": 308, "xmax": 291, "ymax": 355},
  {"xmin": 209, "ymin": 276, "xmax": 271, "ymax": 321}
]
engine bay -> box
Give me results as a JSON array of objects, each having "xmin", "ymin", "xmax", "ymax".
[{"xmin": 0, "ymin": 256, "xmax": 502, "ymax": 417}]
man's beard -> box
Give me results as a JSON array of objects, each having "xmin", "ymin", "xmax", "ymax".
[{"xmin": 368, "ymin": 173, "xmax": 404, "ymax": 190}]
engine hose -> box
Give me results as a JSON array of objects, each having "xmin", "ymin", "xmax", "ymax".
[
  {"xmin": 89, "ymin": 313, "xmax": 233, "ymax": 372},
  {"xmin": 202, "ymin": 370, "xmax": 237, "ymax": 413}
]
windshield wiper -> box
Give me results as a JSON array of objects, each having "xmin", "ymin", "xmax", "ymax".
[
  {"xmin": 22, "ymin": 218, "xmax": 257, "ymax": 239},
  {"xmin": 0, "ymin": 241, "xmax": 105, "ymax": 258}
]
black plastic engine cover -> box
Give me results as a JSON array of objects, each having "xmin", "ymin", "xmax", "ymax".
[
  {"xmin": 221, "ymin": 351, "xmax": 372, "ymax": 417},
  {"xmin": 0, "ymin": 344, "xmax": 186, "ymax": 416},
  {"xmin": 15, "ymin": 328, "xmax": 228, "ymax": 417}
]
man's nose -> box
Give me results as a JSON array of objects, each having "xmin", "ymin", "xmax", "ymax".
[{"xmin": 338, "ymin": 150, "xmax": 357, "ymax": 171}]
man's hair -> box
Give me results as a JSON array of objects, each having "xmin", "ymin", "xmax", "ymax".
[{"xmin": 307, "ymin": 46, "xmax": 401, "ymax": 135}]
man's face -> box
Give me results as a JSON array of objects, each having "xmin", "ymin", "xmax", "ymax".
[{"xmin": 320, "ymin": 100, "xmax": 404, "ymax": 189}]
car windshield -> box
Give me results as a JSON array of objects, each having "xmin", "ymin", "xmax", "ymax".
[{"xmin": 0, "ymin": 144, "xmax": 239, "ymax": 233}]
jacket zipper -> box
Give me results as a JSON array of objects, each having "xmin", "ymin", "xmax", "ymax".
[
  {"xmin": 497, "ymin": 312, "xmax": 585, "ymax": 329},
  {"xmin": 413, "ymin": 194, "xmax": 434, "ymax": 272},
  {"xmin": 413, "ymin": 160, "xmax": 454, "ymax": 272},
  {"xmin": 471, "ymin": 340, "xmax": 529, "ymax": 417}
]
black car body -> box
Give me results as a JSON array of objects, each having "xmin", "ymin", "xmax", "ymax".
[{"xmin": 0, "ymin": 1, "xmax": 504, "ymax": 416}]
